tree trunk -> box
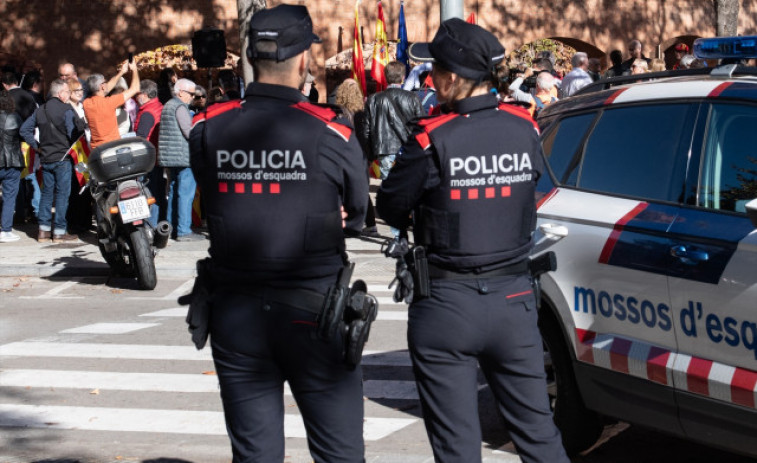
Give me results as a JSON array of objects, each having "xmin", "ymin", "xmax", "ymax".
[
  {"xmin": 714, "ymin": 0, "xmax": 740, "ymax": 36},
  {"xmin": 237, "ymin": 0, "xmax": 267, "ymax": 85}
]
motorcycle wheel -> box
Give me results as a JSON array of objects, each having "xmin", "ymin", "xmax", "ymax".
[
  {"xmin": 130, "ymin": 228, "xmax": 157, "ymax": 290},
  {"xmin": 97, "ymin": 229, "xmax": 134, "ymax": 277}
]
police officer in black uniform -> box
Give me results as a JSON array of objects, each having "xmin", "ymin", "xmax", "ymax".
[
  {"xmin": 188, "ymin": 5, "xmax": 368, "ymax": 462},
  {"xmin": 376, "ymin": 19, "xmax": 570, "ymax": 463}
]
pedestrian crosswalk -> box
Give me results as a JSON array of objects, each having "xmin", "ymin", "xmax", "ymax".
[
  {"xmin": 0, "ymin": 276, "xmax": 525, "ymax": 463},
  {"xmin": 0, "ymin": 278, "xmax": 419, "ymax": 452}
]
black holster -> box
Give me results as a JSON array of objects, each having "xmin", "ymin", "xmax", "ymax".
[
  {"xmin": 528, "ymin": 251, "xmax": 557, "ymax": 305},
  {"xmin": 317, "ymin": 263, "xmax": 379, "ymax": 368},
  {"xmin": 317, "ymin": 263, "xmax": 354, "ymax": 342},
  {"xmin": 409, "ymin": 246, "xmax": 430, "ymax": 299},
  {"xmin": 343, "ymin": 280, "xmax": 378, "ymax": 369},
  {"xmin": 179, "ymin": 258, "xmax": 214, "ymax": 350}
]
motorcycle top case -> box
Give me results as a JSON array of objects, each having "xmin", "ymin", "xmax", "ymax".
[{"xmin": 88, "ymin": 137, "xmax": 156, "ymax": 183}]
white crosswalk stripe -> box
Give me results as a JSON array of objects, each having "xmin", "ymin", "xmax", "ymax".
[
  {"xmin": 0, "ymin": 341, "xmax": 412, "ymax": 365},
  {"xmin": 0, "ymin": 287, "xmax": 419, "ymax": 448},
  {"xmin": 0, "ymin": 369, "xmax": 420, "ymax": 400},
  {"xmin": 0, "ymin": 404, "xmax": 414, "ymax": 440},
  {"xmin": 141, "ymin": 306, "xmax": 409, "ymax": 321}
]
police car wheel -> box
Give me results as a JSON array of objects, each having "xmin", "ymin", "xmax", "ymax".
[{"xmin": 538, "ymin": 304, "xmax": 603, "ymax": 456}]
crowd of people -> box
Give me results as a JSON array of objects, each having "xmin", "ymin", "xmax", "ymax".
[
  {"xmin": 0, "ymin": 60, "xmax": 248, "ymax": 244},
  {"xmin": 3, "ymin": 6, "xmax": 753, "ymax": 462},
  {"xmin": 325, "ymin": 37, "xmax": 724, "ymax": 237},
  {"xmin": 0, "ymin": 36, "xmax": 744, "ymax": 246}
]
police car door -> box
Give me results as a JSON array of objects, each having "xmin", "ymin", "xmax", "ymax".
[
  {"xmin": 667, "ymin": 100, "xmax": 757, "ymax": 451},
  {"xmin": 538, "ymin": 102, "xmax": 697, "ymax": 428}
]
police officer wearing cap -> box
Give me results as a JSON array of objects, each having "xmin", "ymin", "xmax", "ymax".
[
  {"xmin": 376, "ymin": 19, "xmax": 570, "ymax": 463},
  {"xmin": 189, "ymin": 4, "xmax": 368, "ymax": 462}
]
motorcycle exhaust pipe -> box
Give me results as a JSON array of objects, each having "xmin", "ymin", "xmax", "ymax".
[{"xmin": 154, "ymin": 221, "xmax": 172, "ymax": 249}]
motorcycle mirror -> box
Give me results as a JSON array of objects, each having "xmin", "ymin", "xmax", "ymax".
[{"xmin": 75, "ymin": 162, "xmax": 88, "ymax": 174}]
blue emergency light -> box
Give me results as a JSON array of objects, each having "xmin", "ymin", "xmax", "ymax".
[{"xmin": 694, "ymin": 36, "xmax": 757, "ymax": 60}]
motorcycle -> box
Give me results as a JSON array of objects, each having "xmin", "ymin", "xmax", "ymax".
[{"xmin": 77, "ymin": 137, "xmax": 172, "ymax": 290}]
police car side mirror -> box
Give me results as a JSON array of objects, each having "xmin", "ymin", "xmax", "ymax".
[{"xmin": 746, "ymin": 198, "xmax": 757, "ymax": 228}]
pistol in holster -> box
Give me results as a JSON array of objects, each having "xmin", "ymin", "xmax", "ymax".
[
  {"xmin": 317, "ymin": 263, "xmax": 379, "ymax": 369},
  {"xmin": 528, "ymin": 251, "xmax": 557, "ymax": 306},
  {"xmin": 179, "ymin": 258, "xmax": 214, "ymax": 350}
]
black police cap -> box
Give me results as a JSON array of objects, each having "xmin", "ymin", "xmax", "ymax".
[
  {"xmin": 409, "ymin": 18, "xmax": 505, "ymax": 81},
  {"xmin": 248, "ymin": 4, "xmax": 322, "ymax": 62}
]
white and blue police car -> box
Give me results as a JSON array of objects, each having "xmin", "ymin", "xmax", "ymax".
[{"xmin": 533, "ymin": 36, "xmax": 757, "ymax": 457}]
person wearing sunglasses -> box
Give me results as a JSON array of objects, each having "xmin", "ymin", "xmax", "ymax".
[{"xmin": 189, "ymin": 85, "xmax": 207, "ymax": 114}]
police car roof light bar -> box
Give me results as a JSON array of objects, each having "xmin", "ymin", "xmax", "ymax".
[{"xmin": 694, "ymin": 36, "xmax": 757, "ymax": 60}]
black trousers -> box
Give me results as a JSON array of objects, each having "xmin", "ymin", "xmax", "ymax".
[
  {"xmin": 408, "ymin": 274, "xmax": 569, "ymax": 463},
  {"xmin": 209, "ymin": 290, "xmax": 365, "ymax": 463}
]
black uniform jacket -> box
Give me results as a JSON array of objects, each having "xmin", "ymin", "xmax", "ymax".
[
  {"xmin": 190, "ymin": 82, "xmax": 368, "ymax": 292},
  {"xmin": 376, "ymin": 93, "xmax": 544, "ymax": 272}
]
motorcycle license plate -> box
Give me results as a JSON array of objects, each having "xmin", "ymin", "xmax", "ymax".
[{"xmin": 118, "ymin": 196, "xmax": 151, "ymax": 223}]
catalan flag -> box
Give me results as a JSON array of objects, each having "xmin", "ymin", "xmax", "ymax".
[
  {"xmin": 67, "ymin": 134, "xmax": 91, "ymax": 188},
  {"xmin": 368, "ymin": 159, "xmax": 382, "ymax": 179},
  {"xmin": 370, "ymin": 0, "xmax": 389, "ymax": 91},
  {"xmin": 20, "ymin": 142, "xmax": 37, "ymax": 179},
  {"xmin": 352, "ymin": 0, "xmax": 367, "ymax": 96}
]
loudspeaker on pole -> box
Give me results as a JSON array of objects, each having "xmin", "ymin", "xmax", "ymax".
[{"xmin": 192, "ymin": 28, "xmax": 227, "ymax": 68}]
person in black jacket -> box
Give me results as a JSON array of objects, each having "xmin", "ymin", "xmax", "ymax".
[
  {"xmin": 20, "ymin": 79, "xmax": 81, "ymax": 243},
  {"xmin": 376, "ymin": 19, "xmax": 570, "ymax": 463},
  {"xmin": 0, "ymin": 90, "xmax": 24, "ymax": 242},
  {"xmin": 189, "ymin": 5, "xmax": 368, "ymax": 462},
  {"xmin": 362, "ymin": 60, "xmax": 423, "ymax": 180},
  {"xmin": 2, "ymin": 71, "xmax": 36, "ymax": 121},
  {"xmin": 621, "ymin": 40, "xmax": 652, "ymax": 75},
  {"xmin": 2, "ymin": 71, "xmax": 40, "ymax": 224},
  {"xmin": 363, "ymin": 61, "xmax": 422, "ymax": 238}
]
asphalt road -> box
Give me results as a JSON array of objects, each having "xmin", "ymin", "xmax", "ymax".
[{"xmin": 0, "ymin": 260, "xmax": 755, "ymax": 462}]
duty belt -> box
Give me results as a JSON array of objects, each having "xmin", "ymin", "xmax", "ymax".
[
  {"xmin": 427, "ymin": 260, "xmax": 529, "ymax": 280},
  {"xmin": 217, "ymin": 284, "xmax": 325, "ymax": 315}
]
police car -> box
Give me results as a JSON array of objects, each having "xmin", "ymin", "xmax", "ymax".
[{"xmin": 533, "ymin": 36, "xmax": 757, "ymax": 457}]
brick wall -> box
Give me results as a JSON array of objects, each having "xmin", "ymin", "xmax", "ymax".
[{"xmin": 1, "ymin": 0, "xmax": 755, "ymax": 97}]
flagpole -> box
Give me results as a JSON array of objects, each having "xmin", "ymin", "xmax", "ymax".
[{"xmin": 440, "ymin": 0, "xmax": 464, "ymax": 21}]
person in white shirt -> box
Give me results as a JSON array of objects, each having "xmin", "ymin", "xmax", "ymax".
[{"xmin": 560, "ymin": 52, "xmax": 593, "ymax": 98}]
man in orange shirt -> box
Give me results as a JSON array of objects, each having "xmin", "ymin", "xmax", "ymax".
[{"xmin": 83, "ymin": 60, "xmax": 139, "ymax": 148}]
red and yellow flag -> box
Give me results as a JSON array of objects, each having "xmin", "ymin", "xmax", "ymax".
[
  {"xmin": 368, "ymin": 159, "xmax": 382, "ymax": 179},
  {"xmin": 352, "ymin": 0, "xmax": 367, "ymax": 96},
  {"xmin": 67, "ymin": 134, "xmax": 91, "ymax": 188},
  {"xmin": 20, "ymin": 142, "xmax": 37, "ymax": 179},
  {"xmin": 370, "ymin": 1, "xmax": 389, "ymax": 91}
]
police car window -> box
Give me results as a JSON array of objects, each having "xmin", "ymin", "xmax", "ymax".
[
  {"xmin": 579, "ymin": 104, "xmax": 693, "ymax": 202},
  {"xmin": 699, "ymin": 103, "xmax": 757, "ymax": 213},
  {"xmin": 540, "ymin": 112, "xmax": 596, "ymax": 186}
]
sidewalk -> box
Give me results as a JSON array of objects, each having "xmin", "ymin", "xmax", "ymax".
[{"xmin": 0, "ymin": 219, "xmax": 392, "ymax": 278}]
